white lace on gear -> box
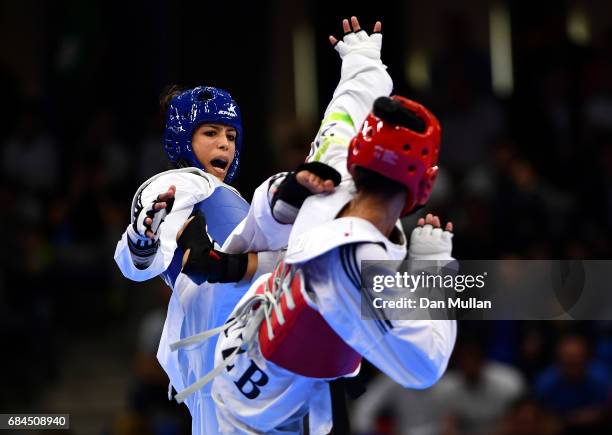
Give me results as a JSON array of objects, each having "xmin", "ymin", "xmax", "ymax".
[{"xmin": 169, "ymin": 264, "xmax": 300, "ymax": 403}]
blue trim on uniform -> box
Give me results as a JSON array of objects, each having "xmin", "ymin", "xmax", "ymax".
[
  {"xmin": 127, "ymin": 236, "xmax": 158, "ymax": 256},
  {"xmin": 340, "ymin": 245, "xmax": 387, "ymax": 334},
  {"xmin": 350, "ymin": 244, "xmax": 394, "ymax": 331},
  {"xmin": 341, "ymin": 244, "xmax": 393, "ymax": 333},
  {"xmin": 162, "ymin": 247, "xmax": 184, "ymax": 288},
  {"xmin": 357, "ymin": 244, "xmax": 394, "ymax": 331},
  {"xmin": 340, "ymin": 245, "xmax": 361, "ymax": 289}
]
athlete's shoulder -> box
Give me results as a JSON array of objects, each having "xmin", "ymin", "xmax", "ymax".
[
  {"xmin": 136, "ymin": 167, "xmax": 215, "ymax": 196},
  {"xmin": 286, "ymin": 217, "xmax": 389, "ymax": 264},
  {"xmin": 149, "ymin": 167, "xmax": 215, "ymax": 186}
]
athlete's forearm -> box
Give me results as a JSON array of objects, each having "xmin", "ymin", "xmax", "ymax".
[{"xmin": 241, "ymin": 252, "xmax": 259, "ymax": 283}]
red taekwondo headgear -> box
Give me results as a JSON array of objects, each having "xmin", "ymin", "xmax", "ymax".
[{"xmin": 347, "ymin": 96, "xmax": 442, "ymax": 216}]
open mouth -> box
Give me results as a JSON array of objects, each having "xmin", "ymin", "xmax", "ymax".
[{"xmin": 210, "ymin": 158, "xmax": 229, "ymax": 170}]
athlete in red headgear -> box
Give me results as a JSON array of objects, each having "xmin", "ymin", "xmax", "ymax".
[
  {"xmin": 348, "ymin": 95, "xmax": 441, "ymax": 216},
  {"xmin": 174, "ymin": 17, "xmax": 457, "ymax": 434}
]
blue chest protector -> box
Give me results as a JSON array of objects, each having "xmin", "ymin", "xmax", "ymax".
[{"xmin": 162, "ymin": 184, "xmax": 250, "ymax": 287}]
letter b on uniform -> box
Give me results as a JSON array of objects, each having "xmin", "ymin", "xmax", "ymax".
[{"xmin": 235, "ymin": 361, "xmax": 269, "ymax": 399}]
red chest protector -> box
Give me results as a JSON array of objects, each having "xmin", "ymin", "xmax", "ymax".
[{"xmin": 256, "ymin": 261, "xmax": 362, "ymax": 378}]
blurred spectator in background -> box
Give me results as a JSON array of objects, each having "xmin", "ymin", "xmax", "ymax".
[
  {"xmin": 82, "ymin": 108, "xmax": 130, "ymax": 188},
  {"xmin": 582, "ymin": 29, "xmax": 612, "ymax": 133},
  {"xmin": 430, "ymin": 12, "xmax": 504, "ymax": 177},
  {"xmin": 136, "ymin": 112, "xmax": 169, "ymax": 182},
  {"xmin": 351, "ymin": 371, "xmax": 445, "ymax": 435},
  {"xmin": 593, "ymin": 321, "xmax": 612, "ymax": 371},
  {"xmin": 48, "ymin": 141, "xmax": 116, "ymax": 328},
  {"xmin": 2, "ymin": 99, "xmax": 59, "ymax": 195},
  {"xmin": 495, "ymin": 396, "xmax": 562, "ymax": 435},
  {"xmin": 0, "ymin": 97, "xmax": 59, "ymax": 405},
  {"xmin": 534, "ymin": 334, "xmax": 611, "ymax": 434},
  {"xmin": 110, "ymin": 280, "xmax": 189, "ymax": 435},
  {"xmin": 351, "ymin": 339, "xmax": 526, "ymax": 435},
  {"xmin": 580, "ymin": 130, "xmax": 612, "ymax": 249},
  {"xmin": 437, "ymin": 339, "xmax": 525, "ymax": 435}
]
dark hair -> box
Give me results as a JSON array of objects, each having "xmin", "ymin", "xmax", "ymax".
[
  {"xmin": 159, "ymin": 84, "xmax": 184, "ymax": 118},
  {"xmin": 372, "ymin": 97, "xmax": 426, "ymax": 132},
  {"xmin": 352, "ymin": 166, "xmax": 407, "ymax": 200},
  {"xmin": 159, "ymin": 85, "xmax": 185, "ymax": 169}
]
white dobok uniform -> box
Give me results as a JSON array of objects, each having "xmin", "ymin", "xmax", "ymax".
[
  {"xmin": 114, "ymin": 168, "xmax": 278, "ymax": 434},
  {"xmin": 200, "ymin": 35, "xmax": 457, "ymax": 434}
]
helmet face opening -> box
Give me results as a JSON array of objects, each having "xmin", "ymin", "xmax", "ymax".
[
  {"xmin": 163, "ymin": 86, "xmax": 243, "ymax": 183},
  {"xmin": 347, "ymin": 96, "xmax": 441, "ymax": 216}
]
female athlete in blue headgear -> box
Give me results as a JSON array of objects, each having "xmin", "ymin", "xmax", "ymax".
[
  {"xmin": 114, "ymin": 86, "xmax": 264, "ymax": 434},
  {"xmin": 114, "ymin": 85, "xmax": 334, "ymax": 434}
]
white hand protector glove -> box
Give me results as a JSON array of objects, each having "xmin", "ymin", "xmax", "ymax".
[
  {"xmin": 126, "ymin": 189, "xmax": 174, "ymax": 269},
  {"xmin": 409, "ymin": 224, "xmax": 454, "ymax": 261},
  {"xmin": 334, "ymin": 28, "xmax": 382, "ymax": 61}
]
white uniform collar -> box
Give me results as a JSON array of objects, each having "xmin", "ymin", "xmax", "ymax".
[{"xmin": 286, "ymin": 216, "xmax": 406, "ymax": 264}]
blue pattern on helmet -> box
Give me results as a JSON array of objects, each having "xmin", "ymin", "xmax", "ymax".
[{"xmin": 163, "ymin": 86, "xmax": 243, "ymax": 183}]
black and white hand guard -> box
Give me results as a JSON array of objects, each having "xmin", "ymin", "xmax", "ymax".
[
  {"xmin": 334, "ymin": 26, "xmax": 382, "ymax": 61},
  {"xmin": 127, "ymin": 189, "xmax": 174, "ymax": 269},
  {"xmin": 268, "ymin": 162, "xmax": 341, "ymax": 224},
  {"xmin": 177, "ymin": 211, "xmax": 248, "ymax": 285}
]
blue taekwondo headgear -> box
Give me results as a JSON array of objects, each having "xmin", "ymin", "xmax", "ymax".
[{"xmin": 163, "ymin": 86, "xmax": 243, "ymax": 183}]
